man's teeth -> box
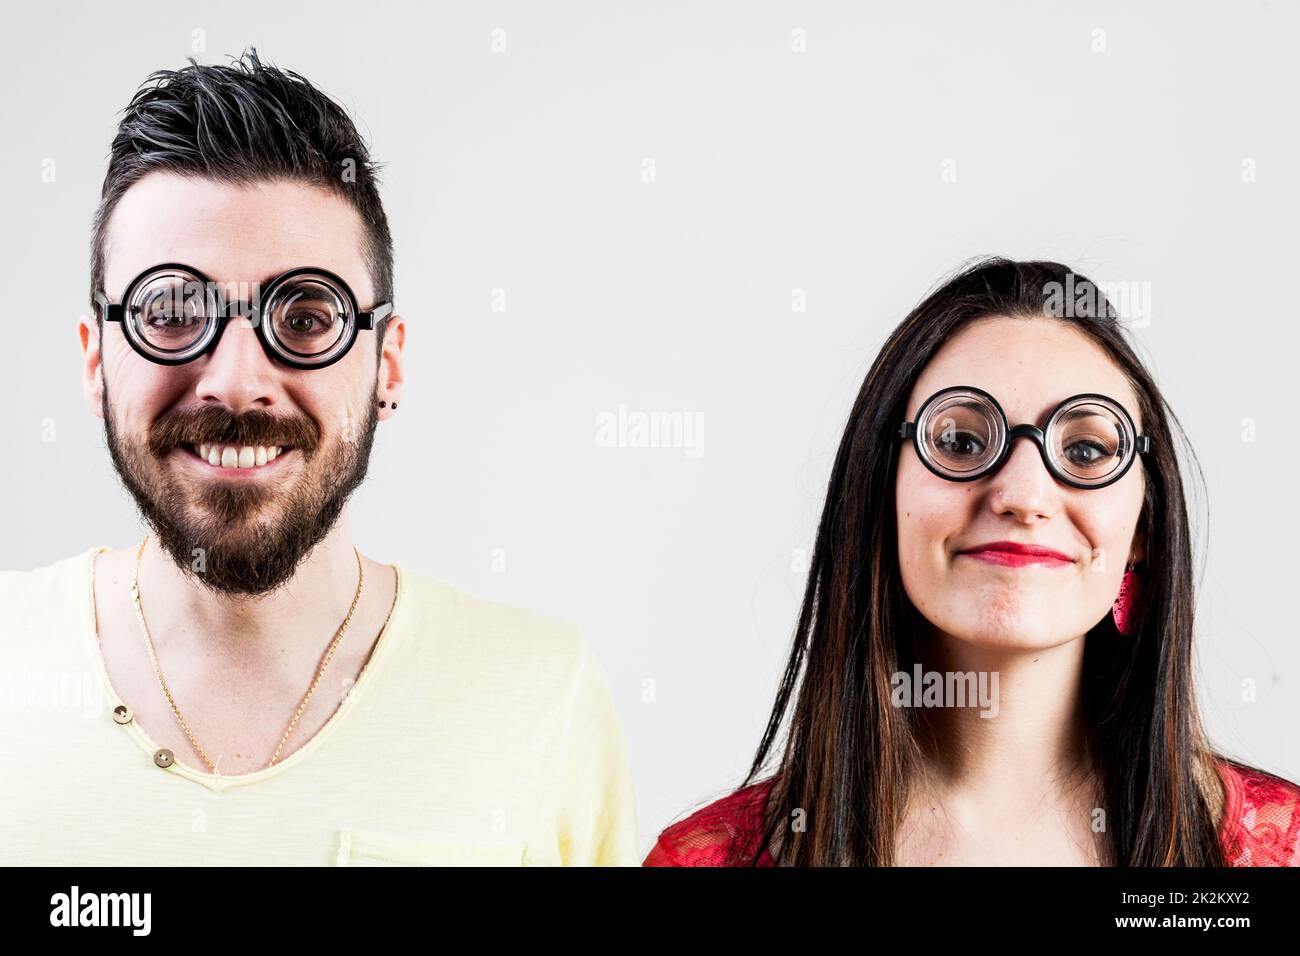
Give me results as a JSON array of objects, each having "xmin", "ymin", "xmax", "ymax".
[{"xmin": 196, "ymin": 443, "xmax": 285, "ymax": 468}]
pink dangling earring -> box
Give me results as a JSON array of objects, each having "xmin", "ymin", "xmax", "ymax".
[{"xmin": 1112, "ymin": 560, "xmax": 1141, "ymax": 636}]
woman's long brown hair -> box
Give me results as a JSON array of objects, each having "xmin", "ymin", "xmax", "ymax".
[{"xmin": 728, "ymin": 257, "xmax": 1231, "ymax": 866}]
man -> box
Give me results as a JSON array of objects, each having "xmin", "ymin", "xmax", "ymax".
[{"xmin": 0, "ymin": 49, "xmax": 638, "ymax": 865}]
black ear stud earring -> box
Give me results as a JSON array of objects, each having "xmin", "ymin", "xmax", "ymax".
[{"xmin": 378, "ymin": 400, "xmax": 397, "ymax": 410}]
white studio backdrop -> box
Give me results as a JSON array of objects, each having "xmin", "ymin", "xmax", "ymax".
[{"xmin": 2, "ymin": 0, "xmax": 1297, "ymax": 856}]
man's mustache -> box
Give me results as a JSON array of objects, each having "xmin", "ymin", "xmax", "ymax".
[{"xmin": 145, "ymin": 405, "xmax": 321, "ymax": 457}]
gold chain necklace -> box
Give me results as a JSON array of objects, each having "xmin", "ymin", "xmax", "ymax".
[{"xmin": 129, "ymin": 534, "xmax": 365, "ymax": 773}]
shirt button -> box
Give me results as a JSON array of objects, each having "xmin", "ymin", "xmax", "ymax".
[
  {"xmin": 112, "ymin": 704, "xmax": 133, "ymax": 724},
  {"xmin": 153, "ymin": 748, "xmax": 175, "ymax": 768}
]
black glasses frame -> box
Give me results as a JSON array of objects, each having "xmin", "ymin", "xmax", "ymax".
[
  {"xmin": 897, "ymin": 384, "xmax": 1152, "ymax": 490},
  {"xmin": 95, "ymin": 262, "xmax": 394, "ymax": 370}
]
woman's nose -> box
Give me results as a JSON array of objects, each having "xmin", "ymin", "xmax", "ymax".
[{"xmin": 986, "ymin": 436, "xmax": 1058, "ymax": 519}]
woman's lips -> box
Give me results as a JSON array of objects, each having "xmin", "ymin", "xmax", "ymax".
[{"xmin": 957, "ymin": 541, "xmax": 1074, "ymax": 568}]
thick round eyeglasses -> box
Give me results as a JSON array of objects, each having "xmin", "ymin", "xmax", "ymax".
[
  {"xmin": 897, "ymin": 385, "xmax": 1151, "ymax": 490},
  {"xmin": 95, "ymin": 262, "xmax": 393, "ymax": 370}
]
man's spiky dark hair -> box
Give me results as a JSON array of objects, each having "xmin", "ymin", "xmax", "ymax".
[{"xmin": 90, "ymin": 47, "xmax": 393, "ymax": 359}]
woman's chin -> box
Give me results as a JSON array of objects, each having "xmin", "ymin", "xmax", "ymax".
[{"xmin": 943, "ymin": 614, "xmax": 1083, "ymax": 651}]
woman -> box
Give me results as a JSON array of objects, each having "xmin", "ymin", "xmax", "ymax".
[{"xmin": 644, "ymin": 257, "xmax": 1300, "ymax": 866}]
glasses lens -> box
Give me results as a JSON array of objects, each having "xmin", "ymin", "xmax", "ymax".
[
  {"xmin": 263, "ymin": 277, "xmax": 349, "ymax": 361},
  {"xmin": 918, "ymin": 389, "xmax": 1005, "ymax": 479},
  {"xmin": 127, "ymin": 269, "xmax": 214, "ymax": 357},
  {"xmin": 1048, "ymin": 398, "xmax": 1133, "ymax": 485}
]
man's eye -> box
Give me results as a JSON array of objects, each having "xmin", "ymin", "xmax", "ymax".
[
  {"xmin": 280, "ymin": 311, "xmax": 336, "ymax": 336},
  {"xmin": 144, "ymin": 308, "xmax": 200, "ymax": 330}
]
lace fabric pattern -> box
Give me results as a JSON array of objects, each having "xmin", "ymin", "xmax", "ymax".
[
  {"xmin": 644, "ymin": 759, "xmax": 1300, "ymax": 867},
  {"xmin": 1219, "ymin": 759, "xmax": 1300, "ymax": 866},
  {"xmin": 642, "ymin": 779, "xmax": 775, "ymax": 867}
]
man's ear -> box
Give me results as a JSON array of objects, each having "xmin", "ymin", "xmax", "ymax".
[
  {"xmin": 79, "ymin": 313, "xmax": 105, "ymax": 419},
  {"xmin": 376, "ymin": 312, "xmax": 405, "ymax": 421}
]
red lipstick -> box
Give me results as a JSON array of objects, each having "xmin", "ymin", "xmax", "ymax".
[{"xmin": 958, "ymin": 540, "xmax": 1074, "ymax": 568}]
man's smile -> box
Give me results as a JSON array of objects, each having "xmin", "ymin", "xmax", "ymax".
[{"xmin": 175, "ymin": 442, "xmax": 296, "ymax": 474}]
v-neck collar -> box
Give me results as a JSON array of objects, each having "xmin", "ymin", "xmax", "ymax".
[{"xmin": 82, "ymin": 544, "xmax": 406, "ymax": 793}]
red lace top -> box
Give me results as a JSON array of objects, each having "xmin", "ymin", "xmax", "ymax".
[{"xmin": 643, "ymin": 759, "xmax": 1300, "ymax": 866}]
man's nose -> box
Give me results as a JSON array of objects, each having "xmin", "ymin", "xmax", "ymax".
[{"xmin": 192, "ymin": 316, "xmax": 279, "ymax": 412}]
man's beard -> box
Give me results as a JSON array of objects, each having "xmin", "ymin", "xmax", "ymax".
[{"xmin": 102, "ymin": 384, "xmax": 378, "ymax": 597}]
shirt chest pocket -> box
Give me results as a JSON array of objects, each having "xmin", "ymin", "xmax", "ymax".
[{"xmin": 335, "ymin": 827, "xmax": 530, "ymax": 866}]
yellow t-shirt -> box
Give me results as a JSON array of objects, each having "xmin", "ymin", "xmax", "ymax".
[{"xmin": 0, "ymin": 546, "xmax": 639, "ymax": 866}]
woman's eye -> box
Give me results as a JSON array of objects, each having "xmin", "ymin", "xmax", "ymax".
[
  {"xmin": 936, "ymin": 432, "xmax": 984, "ymax": 458},
  {"xmin": 1064, "ymin": 440, "xmax": 1109, "ymax": 466}
]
